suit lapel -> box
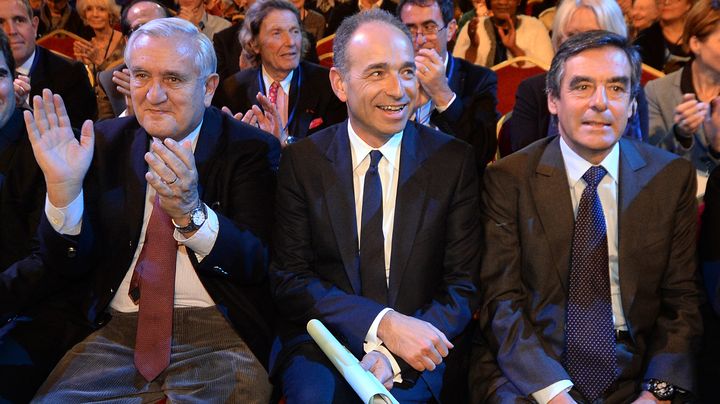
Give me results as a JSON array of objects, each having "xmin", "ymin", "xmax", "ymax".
[
  {"xmin": 126, "ymin": 124, "xmax": 150, "ymax": 242},
  {"xmin": 193, "ymin": 108, "xmax": 222, "ymax": 200},
  {"xmin": 321, "ymin": 123, "xmax": 361, "ymax": 294},
  {"xmin": 529, "ymin": 138, "xmax": 575, "ymax": 290},
  {"xmin": 617, "ymin": 138, "xmax": 647, "ymax": 318},
  {"xmin": 388, "ymin": 123, "xmax": 430, "ymax": 307}
]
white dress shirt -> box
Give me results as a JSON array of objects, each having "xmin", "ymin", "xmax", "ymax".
[
  {"xmin": 347, "ymin": 121, "xmax": 404, "ymax": 382},
  {"xmin": 532, "ymin": 137, "xmax": 627, "ymax": 403},
  {"xmin": 45, "ymin": 122, "xmax": 218, "ymax": 312},
  {"xmin": 16, "ymin": 49, "xmax": 36, "ymax": 76}
]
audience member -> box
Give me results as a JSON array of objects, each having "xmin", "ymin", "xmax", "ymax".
[
  {"xmin": 0, "ymin": 0, "xmax": 97, "ymax": 128},
  {"xmin": 471, "ymin": 30, "xmax": 701, "ymax": 403},
  {"xmin": 214, "ymin": 0, "xmax": 346, "ymax": 145},
  {"xmin": 633, "ymin": 0, "xmax": 694, "ymax": 73},
  {"xmin": 178, "ymin": 0, "xmax": 232, "ymax": 39},
  {"xmin": 73, "ymin": 0, "xmax": 124, "ymax": 74},
  {"xmin": 630, "ymin": 0, "xmax": 659, "ymax": 38},
  {"xmin": 36, "ymin": 0, "xmax": 94, "ymax": 38},
  {"xmin": 0, "ymin": 29, "xmax": 90, "ymax": 403},
  {"xmin": 270, "ymin": 8, "xmax": 480, "ymax": 402},
  {"xmin": 96, "ymin": 0, "xmax": 169, "ymax": 118},
  {"xmin": 398, "ymin": 0, "xmax": 499, "ymax": 176},
  {"xmin": 453, "ymin": 0, "xmax": 554, "ymax": 67},
  {"xmin": 326, "ymin": 0, "xmax": 397, "ymax": 34},
  {"xmin": 646, "ymin": 0, "xmax": 720, "ymax": 176},
  {"xmin": 292, "ymin": 0, "xmax": 326, "ymax": 39},
  {"xmin": 508, "ymin": 0, "xmax": 648, "ymax": 155},
  {"xmin": 26, "ymin": 18, "xmax": 278, "ymax": 401},
  {"xmin": 457, "ymin": 0, "xmax": 492, "ymax": 31}
]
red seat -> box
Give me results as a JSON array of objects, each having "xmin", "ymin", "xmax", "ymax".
[
  {"xmin": 316, "ymin": 34, "xmax": 335, "ymax": 68},
  {"xmin": 641, "ymin": 63, "xmax": 665, "ymax": 86},
  {"xmin": 36, "ymin": 29, "xmax": 85, "ymax": 61},
  {"xmin": 491, "ymin": 56, "xmax": 549, "ymax": 116}
]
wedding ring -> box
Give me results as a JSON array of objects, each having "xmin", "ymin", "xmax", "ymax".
[{"xmin": 165, "ymin": 176, "xmax": 178, "ymax": 185}]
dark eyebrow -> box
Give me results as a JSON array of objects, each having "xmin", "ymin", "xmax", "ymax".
[
  {"xmin": 364, "ymin": 62, "xmax": 388, "ymax": 72},
  {"xmin": 0, "ymin": 68, "xmax": 9, "ymax": 77},
  {"xmin": 568, "ymin": 76, "xmax": 593, "ymax": 88},
  {"xmin": 607, "ymin": 76, "xmax": 630, "ymax": 86}
]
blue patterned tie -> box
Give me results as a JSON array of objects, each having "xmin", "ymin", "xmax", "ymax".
[
  {"xmin": 565, "ymin": 165, "xmax": 617, "ymax": 402},
  {"xmin": 360, "ymin": 150, "xmax": 387, "ymax": 304}
]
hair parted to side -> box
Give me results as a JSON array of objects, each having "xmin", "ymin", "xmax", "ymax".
[
  {"xmin": 546, "ymin": 30, "xmax": 641, "ymax": 100},
  {"xmin": 333, "ymin": 8, "xmax": 412, "ymax": 76},
  {"xmin": 396, "ymin": 0, "xmax": 455, "ymax": 25},
  {"xmin": 682, "ymin": 0, "xmax": 720, "ymax": 53},
  {"xmin": 12, "ymin": 0, "xmax": 34, "ymax": 20},
  {"xmin": 238, "ymin": 0, "xmax": 309, "ymax": 69},
  {"xmin": 551, "ymin": 0, "xmax": 627, "ymax": 51},
  {"xmin": 124, "ymin": 17, "xmax": 217, "ymax": 79}
]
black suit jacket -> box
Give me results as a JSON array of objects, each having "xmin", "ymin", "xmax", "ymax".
[
  {"xmin": 29, "ymin": 46, "xmax": 97, "ymax": 129},
  {"xmin": 213, "ymin": 23, "xmax": 244, "ymax": 84},
  {"xmin": 431, "ymin": 56, "xmax": 498, "ymax": 174},
  {"xmin": 36, "ymin": 107, "xmax": 280, "ymax": 367},
  {"xmin": 213, "ymin": 61, "xmax": 346, "ymax": 139},
  {"xmin": 473, "ymin": 136, "xmax": 702, "ymax": 401},
  {"xmin": 508, "ymin": 73, "xmax": 649, "ymax": 155},
  {"xmin": 0, "ymin": 109, "xmax": 45, "ymax": 271},
  {"xmin": 269, "ymin": 120, "xmax": 481, "ymax": 399}
]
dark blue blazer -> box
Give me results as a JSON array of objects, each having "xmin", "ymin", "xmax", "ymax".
[
  {"xmin": 36, "ymin": 106, "xmax": 280, "ymax": 367},
  {"xmin": 269, "ymin": 120, "xmax": 481, "ymax": 399}
]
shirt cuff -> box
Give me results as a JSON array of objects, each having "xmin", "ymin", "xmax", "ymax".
[
  {"xmin": 363, "ymin": 308, "xmax": 402, "ymax": 383},
  {"xmin": 531, "ymin": 380, "xmax": 573, "ymax": 404},
  {"xmin": 173, "ymin": 203, "xmax": 218, "ymax": 261},
  {"xmin": 44, "ymin": 191, "xmax": 84, "ymax": 235},
  {"xmin": 435, "ymin": 92, "xmax": 457, "ymax": 113}
]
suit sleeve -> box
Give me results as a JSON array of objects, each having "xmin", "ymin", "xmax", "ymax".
[
  {"xmin": 701, "ymin": 166, "xmax": 720, "ymax": 316},
  {"xmin": 269, "ymin": 146, "xmax": 386, "ymax": 357},
  {"xmin": 643, "ymin": 159, "xmax": 702, "ymax": 391},
  {"xmin": 478, "ymin": 163, "xmax": 570, "ymax": 397},
  {"xmin": 434, "ymin": 66, "xmax": 498, "ymax": 170}
]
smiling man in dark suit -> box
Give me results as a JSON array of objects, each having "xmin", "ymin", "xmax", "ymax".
[
  {"xmin": 0, "ymin": 0, "xmax": 96, "ymax": 128},
  {"xmin": 472, "ymin": 30, "xmax": 702, "ymax": 404},
  {"xmin": 24, "ymin": 18, "xmax": 278, "ymax": 402},
  {"xmin": 398, "ymin": 0, "xmax": 498, "ymax": 175},
  {"xmin": 270, "ymin": 8, "xmax": 480, "ymax": 403},
  {"xmin": 213, "ymin": 0, "xmax": 346, "ymax": 146}
]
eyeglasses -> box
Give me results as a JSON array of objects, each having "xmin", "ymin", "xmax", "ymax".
[
  {"xmin": 407, "ymin": 23, "xmax": 448, "ymax": 38},
  {"xmin": 127, "ymin": 22, "xmax": 145, "ymax": 36}
]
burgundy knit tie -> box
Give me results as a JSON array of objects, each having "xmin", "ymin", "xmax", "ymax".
[
  {"xmin": 268, "ymin": 81, "xmax": 280, "ymax": 105},
  {"xmin": 129, "ymin": 196, "xmax": 177, "ymax": 382}
]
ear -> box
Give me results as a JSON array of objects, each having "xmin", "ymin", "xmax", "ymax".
[
  {"xmin": 689, "ymin": 35, "xmax": 700, "ymax": 55},
  {"xmin": 249, "ymin": 38, "xmax": 260, "ymax": 56},
  {"xmin": 31, "ymin": 16, "xmax": 39, "ymax": 36},
  {"xmin": 447, "ymin": 19, "xmax": 458, "ymax": 41},
  {"xmin": 329, "ymin": 67, "xmax": 348, "ymax": 102},
  {"xmin": 203, "ymin": 73, "xmax": 220, "ymax": 107},
  {"xmin": 547, "ymin": 93, "xmax": 559, "ymax": 115}
]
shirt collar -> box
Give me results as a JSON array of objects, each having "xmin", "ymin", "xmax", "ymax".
[
  {"xmin": 559, "ymin": 135, "xmax": 620, "ymax": 187},
  {"xmin": 347, "ymin": 121, "xmax": 402, "ymax": 172},
  {"xmin": 261, "ymin": 65, "xmax": 294, "ymax": 95},
  {"xmin": 16, "ymin": 48, "xmax": 36, "ymax": 76}
]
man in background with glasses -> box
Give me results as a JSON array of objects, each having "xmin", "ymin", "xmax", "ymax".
[{"xmin": 398, "ymin": 0, "xmax": 499, "ymax": 179}]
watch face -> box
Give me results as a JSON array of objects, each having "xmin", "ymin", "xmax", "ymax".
[{"xmin": 191, "ymin": 208, "xmax": 205, "ymax": 226}]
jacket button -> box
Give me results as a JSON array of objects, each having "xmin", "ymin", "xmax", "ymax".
[{"xmin": 67, "ymin": 247, "xmax": 77, "ymax": 258}]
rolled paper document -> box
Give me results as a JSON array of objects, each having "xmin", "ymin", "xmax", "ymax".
[{"xmin": 307, "ymin": 319, "xmax": 399, "ymax": 404}]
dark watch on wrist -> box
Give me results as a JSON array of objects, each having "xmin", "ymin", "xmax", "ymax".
[
  {"xmin": 642, "ymin": 378, "xmax": 675, "ymax": 401},
  {"xmin": 173, "ymin": 200, "xmax": 207, "ymax": 234}
]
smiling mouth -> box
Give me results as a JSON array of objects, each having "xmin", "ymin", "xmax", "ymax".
[
  {"xmin": 582, "ymin": 120, "xmax": 611, "ymax": 127},
  {"xmin": 378, "ymin": 104, "xmax": 407, "ymax": 112}
]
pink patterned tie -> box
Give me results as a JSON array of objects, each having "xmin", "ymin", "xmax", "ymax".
[
  {"xmin": 268, "ymin": 81, "xmax": 280, "ymax": 105},
  {"xmin": 129, "ymin": 196, "xmax": 177, "ymax": 382}
]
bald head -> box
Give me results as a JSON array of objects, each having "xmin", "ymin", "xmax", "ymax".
[{"xmin": 122, "ymin": 0, "xmax": 168, "ymax": 36}]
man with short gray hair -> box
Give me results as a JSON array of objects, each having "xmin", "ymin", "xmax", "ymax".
[{"xmin": 26, "ymin": 18, "xmax": 278, "ymax": 401}]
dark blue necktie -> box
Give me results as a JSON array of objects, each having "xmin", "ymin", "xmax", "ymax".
[
  {"xmin": 565, "ymin": 165, "xmax": 617, "ymax": 402},
  {"xmin": 360, "ymin": 150, "xmax": 387, "ymax": 305}
]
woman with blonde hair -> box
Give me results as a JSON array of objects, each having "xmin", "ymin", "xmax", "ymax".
[{"xmin": 73, "ymin": 0, "xmax": 124, "ymax": 73}]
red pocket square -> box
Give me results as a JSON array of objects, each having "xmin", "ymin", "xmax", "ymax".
[{"xmin": 309, "ymin": 117, "xmax": 323, "ymax": 130}]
